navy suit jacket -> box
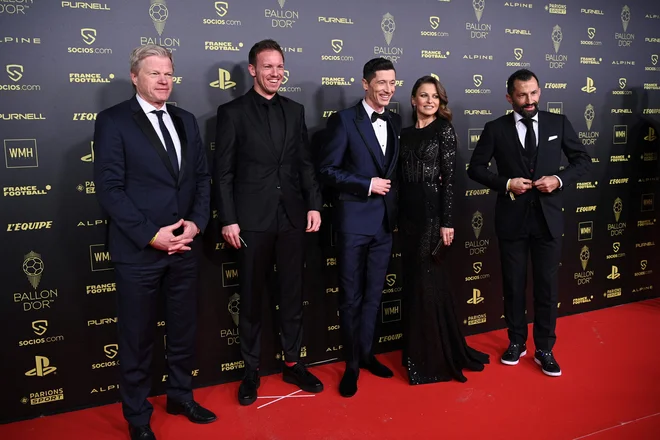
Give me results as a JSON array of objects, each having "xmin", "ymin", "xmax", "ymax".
[
  {"xmin": 93, "ymin": 96, "xmax": 211, "ymax": 263},
  {"xmin": 318, "ymin": 102, "xmax": 401, "ymax": 235},
  {"xmin": 468, "ymin": 111, "xmax": 590, "ymax": 239}
]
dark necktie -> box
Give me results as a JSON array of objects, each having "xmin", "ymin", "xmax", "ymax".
[
  {"xmin": 522, "ymin": 117, "xmax": 536, "ymax": 163},
  {"xmin": 371, "ymin": 111, "xmax": 388, "ymax": 123},
  {"xmin": 265, "ymin": 102, "xmax": 285, "ymax": 155},
  {"xmin": 152, "ymin": 110, "xmax": 179, "ymax": 176}
]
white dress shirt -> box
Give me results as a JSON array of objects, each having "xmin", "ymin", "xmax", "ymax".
[
  {"xmin": 136, "ymin": 93, "xmax": 182, "ymax": 168},
  {"xmin": 513, "ymin": 111, "xmax": 539, "ymax": 149},
  {"xmin": 362, "ymin": 100, "xmax": 389, "ymax": 196},
  {"xmin": 362, "ymin": 99, "xmax": 388, "ymax": 155}
]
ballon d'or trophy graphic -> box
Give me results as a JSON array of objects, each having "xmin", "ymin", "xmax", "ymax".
[
  {"xmin": 473, "ymin": 0, "xmax": 485, "ymax": 23},
  {"xmin": 149, "ymin": 0, "xmax": 169, "ymax": 36},
  {"xmin": 584, "ymin": 104, "xmax": 595, "ymax": 131},
  {"xmin": 552, "ymin": 25, "xmax": 563, "ymax": 54},
  {"xmin": 580, "ymin": 246, "xmax": 590, "ymax": 271},
  {"xmin": 381, "ymin": 13, "xmax": 395, "ymax": 46},
  {"xmin": 23, "ymin": 251, "xmax": 44, "ymax": 289},
  {"xmin": 621, "ymin": 5, "xmax": 630, "ymax": 32},
  {"xmin": 613, "ymin": 198, "xmax": 623, "ymax": 222},
  {"xmin": 472, "ymin": 211, "xmax": 483, "ymax": 239},
  {"xmin": 228, "ymin": 292, "xmax": 240, "ymax": 326}
]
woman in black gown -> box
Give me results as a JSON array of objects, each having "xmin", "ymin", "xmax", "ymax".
[{"xmin": 399, "ymin": 76, "xmax": 489, "ymax": 385}]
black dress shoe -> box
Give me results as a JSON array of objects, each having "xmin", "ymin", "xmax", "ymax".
[
  {"xmin": 339, "ymin": 368, "xmax": 358, "ymax": 398},
  {"xmin": 129, "ymin": 424, "xmax": 156, "ymax": 440},
  {"xmin": 283, "ymin": 363, "xmax": 324, "ymax": 393},
  {"xmin": 534, "ymin": 350, "xmax": 562, "ymax": 377},
  {"xmin": 238, "ymin": 369, "xmax": 260, "ymax": 406},
  {"xmin": 359, "ymin": 356, "xmax": 393, "ymax": 378},
  {"xmin": 500, "ymin": 343, "xmax": 527, "ymax": 366},
  {"xmin": 166, "ymin": 400, "xmax": 217, "ymax": 424}
]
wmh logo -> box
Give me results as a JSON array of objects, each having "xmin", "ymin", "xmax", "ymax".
[
  {"xmin": 381, "ymin": 299, "xmax": 401, "ymax": 323},
  {"xmin": 222, "ymin": 262, "xmax": 239, "ymax": 287},
  {"xmin": 613, "ymin": 125, "xmax": 627, "ymax": 144},
  {"xmin": 89, "ymin": 244, "xmax": 113, "ymax": 272},
  {"xmin": 4, "ymin": 139, "xmax": 38, "ymax": 168}
]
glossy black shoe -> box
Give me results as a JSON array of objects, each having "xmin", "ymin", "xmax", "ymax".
[
  {"xmin": 500, "ymin": 343, "xmax": 527, "ymax": 366},
  {"xmin": 359, "ymin": 355, "xmax": 393, "ymax": 378},
  {"xmin": 339, "ymin": 368, "xmax": 358, "ymax": 398},
  {"xmin": 534, "ymin": 350, "xmax": 562, "ymax": 377},
  {"xmin": 238, "ymin": 369, "xmax": 260, "ymax": 406},
  {"xmin": 166, "ymin": 400, "xmax": 217, "ymax": 424},
  {"xmin": 283, "ymin": 362, "xmax": 324, "ymax": 393},
  {"xmin": 128, "ymin": 424, "xmax": 156, "ymax": 440}
]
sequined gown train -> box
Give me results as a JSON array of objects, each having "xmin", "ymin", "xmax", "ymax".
[{"xmin": 399, "ymin": 117, "xmax": 489, "ymax": 385}]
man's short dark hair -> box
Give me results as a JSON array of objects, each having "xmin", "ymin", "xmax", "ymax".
[
  {"xmin": 362, "ymin": 58, "xmax": 395, "ymax": 83},
  {"xmin": 507, "ymin": 69, "xmax": 540, "ymax": 96},
  {"xmin": 248, "ymin": 39, "xmax": 284, "ymax": 66}
]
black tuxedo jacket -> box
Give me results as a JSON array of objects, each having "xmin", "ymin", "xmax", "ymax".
[
  {"xmin": 468, "ymin": 111, "xmax": 591, "ymax": 239},
  {"xmin": 213, "ymin": 90, "xmax": 322, "ymax": 231},
  {"xmin": 93, "ymin": 96, "xmax": 211, "ymax": 263}
]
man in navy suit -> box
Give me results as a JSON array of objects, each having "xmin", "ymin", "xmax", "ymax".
[
  {"xmin": 318, "ymin": 58, "xmax": 402, "ymax": 397},
  {"xmin": 94, "ymin": 45, "xmax": 216, "ymax": 440}
]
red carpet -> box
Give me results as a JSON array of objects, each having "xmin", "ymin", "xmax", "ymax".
[{"xmin": 3, "ymin": 298, "xmax": 659, "ymax": 440}]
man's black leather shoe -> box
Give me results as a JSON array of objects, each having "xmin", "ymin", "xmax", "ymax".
[
  {"xmin": 359, "ymin": 356, "xmax": 393, "ymax": 378},
  {"xmin": 129, "ymin": 424, "xmax": 156, "ymax": 440},
  {"xmin": 283, "ymin": 362, "xmax": 324, "ymax": 393},
  {"xmin": 339, "ymin": 368, "xmax": 358, "ymax": 398},
  {"xmin": 166, "ymin": 400, "xmax": 217, "ymax": 424},
  {"xmin": 238, "ymin": 369, "xmax": 260, "ymax": 406},
  {"xmin": 534, "ymin": 350, "xmax": 562, "ymax": 377},
  {"xmin": 501, "ymin": 343, "xmax": 527, "ymax": 366}
]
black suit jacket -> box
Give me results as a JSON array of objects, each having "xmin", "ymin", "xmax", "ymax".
[
  {"xmin": 468, "ymin": 111, "xmax": 591, "ymax": 239},
  {"xmin": 213, "ymin": 90, "xmax": 322, "ymax": 231},
  {"xmin": 93, "ymin": 96, "xmax": 211, "ymax": 263}
]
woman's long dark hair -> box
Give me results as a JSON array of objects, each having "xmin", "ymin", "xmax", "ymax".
[{"xmin": 410, "ymin": 75, "xmax": 453, "ymax": 123}]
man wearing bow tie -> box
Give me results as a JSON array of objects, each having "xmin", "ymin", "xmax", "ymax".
[
  {"xmin": 468, "ymin": 69, "xmax": 590, "ymax": 378},
  {"xmin": 318, "ymin": 58, "xmax": 402, "ymax": 397}
]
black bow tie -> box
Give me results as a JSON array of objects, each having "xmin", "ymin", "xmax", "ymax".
[{"xmin": 371, "ymin": 111, "xmax": 388, "ymax": 123}]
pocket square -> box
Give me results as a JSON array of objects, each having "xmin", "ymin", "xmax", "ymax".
[{"xmin": 548, "ymin": 135, "xmax": 558, "ymax": 141}]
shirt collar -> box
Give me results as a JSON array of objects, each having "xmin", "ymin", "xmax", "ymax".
[
  {"xmin": 513, "ymin": 110, "xmax": 539, "ymax": 124},
  {"xmin": 362, "ymin": 99, "xmax": 385, "ymax": 119},
  {"xmin": 136, "ymin": 93, "xmax": 168, "ymax": 116},
  {"xmin": 250, "ymin": 87, "xmax": 279, "ymax": 106}
]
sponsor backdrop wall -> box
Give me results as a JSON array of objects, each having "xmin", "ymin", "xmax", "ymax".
[{"xmin": 1, "ymin": 0, "xmax": 658, "ymax": 423}]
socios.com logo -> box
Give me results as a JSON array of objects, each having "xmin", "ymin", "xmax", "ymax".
[
  {"xmin": 81, "ymin": 28, "xmax": 97, "ymax": 45},
  {"xmin": 209, "ymin": 68, "xmax": 236, "ymax": 89},
  {"xmin": 6, "ymin": 64, "xmax": 24, "ymax": 82},
  {"xmin": 331, "ymin": 39, "xmax": 343, "ymax": 53},
  {"xmin": 215, "ymin": 1, "xmax": 228, "ymax": 17}
]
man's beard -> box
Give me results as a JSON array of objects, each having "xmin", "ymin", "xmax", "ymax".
[{"xmin": 515, "ymin": 102, "xmax": 539, "ymax": 118}]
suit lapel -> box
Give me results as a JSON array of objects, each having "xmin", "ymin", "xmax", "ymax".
[
  {"xmin": 279, "ymin": 97, "xmax": 292, "ymax": 163},
  {"xmin": 243, "ymin": 92, "xmax": 280, "ymax": 162},
  {"xmin": 353, "ymin": 103, "xmax": 385, "ymax": 175},
  {"xmin": 534, "ymin": 112, "xmax": 551, "ymax": 179},
  {"xmin": 131, "ymin": 97, "xmax": 177, "ymax": 180},
  {"xmin": 384, "ymin": 116, "xmax": 399, "ymax": 178},
  {"xmin": 168, "ymin": 105, "xmax": 187, "ymax": 185}
]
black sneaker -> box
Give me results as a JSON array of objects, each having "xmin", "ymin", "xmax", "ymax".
[
  {"xmin": 534, "ymin": 350, "xmax": 562, "ymax": 377},
  {"xmin": 238, "ymin": 369, "xmax": 260, "ymax": 406},
  {"xmin": 500, "ymin": 343, "xmax": 527, "ymax": 366},
  {"xmin": 283, "ymin": 363, "xmax": 324, "ymax": 393}
]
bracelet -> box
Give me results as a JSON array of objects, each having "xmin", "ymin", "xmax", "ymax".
[{"xmin": 149, "ymin": 232, "xmax": 158, "ymax": 245}]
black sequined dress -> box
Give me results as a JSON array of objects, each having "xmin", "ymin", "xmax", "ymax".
[{"xmin": 399, "ymin": 117, "xmax": 489, "ymax": 385}]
